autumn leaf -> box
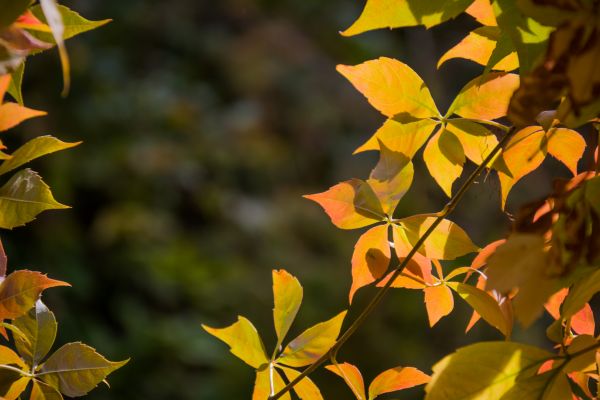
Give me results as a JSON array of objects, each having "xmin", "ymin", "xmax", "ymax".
[
  {"xmin": 0, "ymin": 102, "xmax": 46, "ymax": 132},
  {"xmin": 423, "ymin": 125, "xmax": 465, "ymax": 197},
  {"xmin": 562, "ymin": 269, "xmax": 600, "ymax": 322},
  {"xmin": 252, "ymin": 368, "xmax": 290, "ymax": 400},
  {"xmin": 13, "ymin": 300, "xmax": 57, "ymax": 367},
  {"xmin": 424, "ymin": 285, "xmax": 454, "ymax": 327},
  {"xmin": 30, "ymin": 5, "xmax": 111, "ymax": 42},
  {"xmin": 30, "ymin": 379, "xmax": 62, "ymax": 400},
  {"xmin": 0, "ymin": 0, "xmax": 30, "ymax": 28},
  {"xmin": 0, "ymin": 136, "xmax": 81, "ymax": 176},
  {"xmin": 279, "ymin": 366, "xmax": 324, "ymax": 400},
  {"xmin": 337, "ymin": 57, "xmax": 439, "ymax": 119},
  {"xmin": 326, "ymin": 362, "xmax": 366, "ymax": 400},
  {"xmin": 354, "ymin": 119, "xmax": 438, "ymax": 156},
  {"xmin": 378, "ymin": 252, "xmax": 433, "ymax": 290},
  {"xmin": 544, "ymin": 288, "xmax": 595, "ymax": 336},
  {"xmin": 272, "ymin": 269, "xmax": 303, "ymax": 346},
  {"xmin": 465, "ymin": 0, "xmax": 496, "ymax": 26},
  {"xmin": 350, "ymin": 225, "xmax": 391, "ymax": 303},
  {"xmin": 368, "ymin": 366, "xmax": 430, "ymax": 399},
  {"xmin": 447, "ymin": 120, "xmax": 498, "ymax": 166}
]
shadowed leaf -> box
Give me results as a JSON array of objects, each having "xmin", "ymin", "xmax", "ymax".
[
  {"xmin": 424, "ymin": 126, "xmax": 465, "ymax": 197},
  {"xmin": 350, "ymin": 225, "xmax": 391, "ymax": 303},
  {"xmin": 447, "ymin": 282, "xmax": 508, "ymax": 336},
  {"xmin": 30, "ymin": 379, "xmax": 63, "ymax": 400},
  {"xmin": 13, "ymin": 300, "xmax": 57, "ymax": 367},
  {"xmin": 368, "ymin": 141, "xmax": 413, "ymax": 214}
]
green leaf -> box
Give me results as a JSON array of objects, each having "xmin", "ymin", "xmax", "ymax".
[
  {"xmin": 30, "ymin": 379, "xmax": 63, "ymax": 400},
  {"xmin": 0, "ymin": 169, "xmax": 69, "ymax": 229},
  {"xmin": 202, "ymin": 316, "xmax": 268, "ymax": 369},
  {"xmin": 501, "ymin": 370, "xmax": 572, "ymax": 400},
  {"xmin": 447, "ymin": 282, "xmax": 508, "ymax": 336},
  {"xmin": 38, "ymin": 342, "xmax": 128, "ymax": 397},
  {"xmin": 272, "ymin": 269, "xmax": 303, "ymax": 347},
  {"xmin": 425, "ymin": 342, "xmax": 553, "ymax": 399},
  {"xmin": 7, "ymin": 61, "xmax": 24, "ymax": 105},
  {"xmin": 0, "ymin": 0, "xmax": 31, "ymax": 28},
  {"xmin": 30, "ymin": 4, "xmax": 111, "ymax": 42},
  {"xmin": 277, "ymin": 311, "xmax": 347, "ymax": 367},
  {"xmin": 0, "ymin": 136, "xmax": 81, "ymax": 176},
  {"xmin": 342, "ymin": 0, "xmax": 475, "ymax": 35},
  {"xmin": 13, "ymin": 300, "xmax": 57, "ymax": 367}
]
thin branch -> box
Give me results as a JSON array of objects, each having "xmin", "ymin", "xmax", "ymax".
[{"xmin": 270, "ymin": 127, "xmax": 516, "ymax": 399}]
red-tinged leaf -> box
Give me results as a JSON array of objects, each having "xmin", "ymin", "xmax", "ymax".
[
  {"xmin": 395, "ymin": 215, "xmax": 479, "ymax": 260},
  {"xmin": 252, "ymin": 369, "xmax": 290, "ymax": 400},
  {"xmin": 336, "ymin": 58, "xmax": 439, "ymax": 119},
  {"xmin": 447, "ymin": 282, "xmax": 509, "ymax": 336},
  {"xmin": 568, "ymin": 371, "xmax": 594, "ymax": 400},
  {"xmin": 446, "ymin": 72, "xmax": 519, "ymax": 120},
  {"xmin": 423, "ymin": 126, "xmax": 465, "ymax": 197},
  {"xmin": 272, "ymin": 269, "xmax": 302, "ymax": 345},
  {"xmin": 367, "ymin": 141, "xmax": 414, "ymax": 214},
  {"xmin": 545, "ymin": 288, "xmax": 595, "ymax": 336},
  {"xmin": 1, "ymin": 376, "xmax": 29, "ymax": 400},
  {"xmin": 278, "ymin": 311, "xmax": 347, "ymax": 367},
  {"xmin": 341, "ymin": 0, "xmax": 475, "ymax": 35},
  {"xmin": 368, "ymin": 366, "xmax": 430, "ymax": 399},
  {"xmin": 202, "ymin": 316, "xmax": 268, "ymax": 369},
  {"xmin": 354, "ymin": 119, "xmax": 438, "ymax": 156},
  {"xmin": 30, "ymin": 379, "xmax": 63, "ymax": 400},
  {"xmin": 304, "ymin": 179, "xmax": 384, "ymax": 230},
  {"xmin": 378, "ymin": 251, "xmax": 433, "ymax": 289},
  {"xmin": 496, "ymin": 126, "xmax": 546, "ymax": 209},
  {"xmin": 471, "ymin": 239, "xmax": 506, "ymax": 270},
  {"xmin": 0, "ymin": 270, "xmax": 69, "ymax": 320},
  {"xmin": 279, "ymin": 366, "xmax": 324, "ymax": 400},
  {"xmin": 424, "ymin": 285, "xmax": 454, "ymax": 327},
  {"xmin": 0, "ymin": 102, "xmax": 46, "ymax": 132},
  {"xmin": 466, "ymin": 0, "xmax": 497, "ymax": 26},
  {"xmin": 546, "ymin": 128, "xmax": 586, "ymax": 176},
  {"xmin": 0, "ymin": 345, "xmax": 28, "ymax": 369},
  {"xmin": 326, "ymin": 362, "xmax": 366, "ymax": 400},
  {"xmin": 350, "ymin": 225, "xmax": 391, "ymax": 303},
  {"xmin": 446, "ymin": 119, "xmax": 499, "ymax": 165},
  {"xmin": 438, "ymin": 27, "xmax": 518, "ymax": 71}
]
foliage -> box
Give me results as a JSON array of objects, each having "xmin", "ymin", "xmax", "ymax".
[
  {"xmin": 0, "ymin": 1, "xmax": 125, "ymax": 399},
  {"xmin": 206, "ymin": 0, "xmax": 600, "ymax": 399}
]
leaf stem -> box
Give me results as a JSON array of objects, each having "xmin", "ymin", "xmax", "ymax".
[
  {"xmin": 450, "ymin": 117, "xmax": 511, "ymax": 132},
  {"xmin": 270, "ymin": 127, "xmax": 517, "ymax": 399}
]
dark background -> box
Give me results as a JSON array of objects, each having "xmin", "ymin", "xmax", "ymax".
[{"xmin": 3, "ymin": 1, "xmax": 588, "ymax": 399}]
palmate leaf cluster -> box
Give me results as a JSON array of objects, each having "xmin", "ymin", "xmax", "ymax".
[
  {"xmin": 205, "ymin": 0, "xmax": 600, "ymax": 399},
  {"xmin": 0, "ymin": 1, "xmax": 126, "ymax": 399}
]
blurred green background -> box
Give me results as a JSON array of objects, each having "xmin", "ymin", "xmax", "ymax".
[{"xmin": 3, "ymin": 0, "xmax": 580, "ymax": 399}]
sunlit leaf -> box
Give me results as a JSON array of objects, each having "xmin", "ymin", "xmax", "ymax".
[
  {"xmin": 326, "ymin": 362, "xmax": 366, "ymax": 400},
  {"xmin": 438, "ymin": 27, "xmax": 518, "ymax": 71},
  {"xmin": 368, "ymin": 366, "xmax": 430, "ymax": 399},
  {"xmin": 425, "ymin": 342, "xmax": 553, "ymax": 399},
  {"xmin": 448, "ymin": 120, "xmax": 499, "ymax": 165},
  {"xmin": 337, "ymin": 58, "xmax": 439, "ymax": 119},
  {"xmin": 354, "ymin": 119, "xmax": 438, "ymax": 156},
  {"xmin": 545, "ymin": 128, "xmax": 585, "ymax": 176},
  {"xmin": 424, "ymin": 285, "xmax": 454, "ymax": 327},
  {"xmin": 279, "ymin": 366, "xmax": 324, "ymax": 400},
  {"xmin": 13, "ymin": 300, "xmax": 57, "ymax": 367},
  {"xmin": 38, "ymin": 342, "xmax": 128, "ymax": 397},
  {"xmin": 252, "ymin": 368, "xmax": 290, "ymax": 400},
  {"xmin": 471, "ymin": 239, "xmax": 506, "ymax": 270},
  {"xmin": 0, "ymin": 270, "xmax": 69, "ymax": 320},
  {"xmin": 447, "ymin": 282, "xmax": 508, "ymax": 336},
  {"xmin": 544, "ymin": 288, "xmax": 595, "ymax": 336},
  {"xmin": 202, "ymin": 316, "xmax": 268, "ymax": 369},
  {"xmin": 0, "ymin": 136, "xmax": 81, "ymax": 176},
  {"xmin": 378, "ymin": 251, "xmax": 433, "ymax": 289},
  {"xmin": 0, "ymin": 169, "xmax": 70, "ymax": 229},
  {"xmin": 501, "ymin": 369, "xmax": 572, "ymax": 400},
  {"xmin": 395, "ymin": 215, "xmax": 479, "ymax": 260},
  {"xmin": 350, "ymin": 225, "xmax": 391, "ymax": 303},
  {"xmin": 0, "ymin": 102, "xmax": 46, "ymax": 132},
  {"xmin": 30, "ymin": 5, "xmax": 111, "ymax": 42},
  {"xmin": 341, "ymin": 0, "xmax": 475, "ymax": 35},
  {"xmin": 465, "ymin": 0, "xmax": 496, "ymax": 26},
  {"xmin": 272, "ymin": 269, "xmax": 302, "ymax": 346},
  {"xmin": 423, "ymin": 126, "xmax": 465, "ymax": 197},
  {"xmin": 304, "ymin": 179, "xmax": 384, "ymax": 229},
  {"xmin": 278, "ymin": 311, "xmax": 346, "ymax": 367},
  {"xmin": 30, "ymin": 379, "xmax": 63, "ymax": 400},
  {"xmin": 446, "ymin": 72, "xmax": 519, "ymax": 120}
]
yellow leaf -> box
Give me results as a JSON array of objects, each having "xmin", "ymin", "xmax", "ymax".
[
  {"xmin": 272, "ymin": 269, "xmax": 303, "ymax": 345},
  {"xmin": 466, "ymin": 0, "xmax": 497, "ymax": 26},
  {"xmin": 279, "ymin": 366, "xmax": 324, "ymax": 400},
  {"xmin": 252, "ymin": 368, "xmax": 290, "ymax": 400},
  {"xmin": 546, "ymin": 127, "xmax": 585, "ymax": 176},
  {"xmin": 447, "ymin": 282, "xmax": 508, "ymax": 336},
  {"xmin": 423, "ymin": 126, "xmax": 465, "ymax": 197},
  {"xmin": 447, "ymin": 119, "xmax": 498, "ymax": 165},
  {"xmin": 354, "ymin": 119, "xmax": 438, "ymax": 156},
  {"xmin": 350, "ymin": 225, "xmax": 391, "ymax": 303}
]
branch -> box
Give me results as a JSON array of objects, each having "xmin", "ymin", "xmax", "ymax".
[{"xmin": 270, "ymin": 126, "xmax": 516, "ymax": 399}]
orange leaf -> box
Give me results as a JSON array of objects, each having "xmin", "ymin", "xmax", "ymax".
[
  {"xmin": 378, "ymin": 251, "xmax": 433, "ymax": 289},
  {"xmin": 424, "ymin": 284, "xmax": 454, "ymax": 327},
  {"xmin": 446, "ymin": 72, "xmax": 519, "ymax": 120},
  {"xmin": 272, "ymin": 269, "xmax": 303, "ymax": 344},
  {"xmin": 0, "ymin": 75, "xmax": 10, "ymax": 99},
  {"xmin": 465, "ymin": 273, "xmax": 487, "ymax": 333},
  {"xmin": 337, "ymin": 57, "xmax": 439, "ymax": 119},
  {"xmin": 354, "ymin": 119, "xmax": 438, "ymax": 156},
  {"xmin": 545, "ymin": 288, "xmax": 595, "ymax": 336},
  {"xmin": 0, "ymin": 103, "xmax": 46, "ymax": 132},
  {"xmin": 438, "ymin": 27, "xmax": 518, "ymax": 71},
  {"xmin": 368, "ymin": 366, "xmax": 430, "ymax": 399},
  {"xmin": 350, "ymin": 225, "xmax": 391, "ymax": 303},
  {"xmin": 471, "ymin": 239, "xmax": 506, "ymax": 270},
  {"xmin": 423, "ymin": 125, "xmax": 465, "ymax": 197},
  {"xmin": 546, "ymin": 128, "xmax": 586, "ymax": 176},
  {"xmin": 0, "ymin": 270, "xmax": 70, "ymax": 320},
  {"xmin": 466, "ymin": 0, "xmax": 497, "ymax": 26},
  {"xmin": 304, "ymin": 179, "xmax": 384, "ymax": 229},
  {"xmin": 326, "ymin": 362, "xmax": 366, "ymax": 400}
]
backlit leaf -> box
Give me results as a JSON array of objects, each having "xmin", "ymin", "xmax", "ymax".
[
  {"xmin": 341, "ymin": 0, "xmax": 475, "ymax": 35},
  {"xmin": 30, "ymin": 379, "xmax": 63, "ymax": 400},
  {"xmin": 279, "ymin": 366, "xmax": 324, "ymax": 400},
  {"xmin": 13, "ymin": 300, "xmax": 57, "ymax": 367},
  {"xmin": 448, "ymin": 120, "xmax": 499, "ymax": 165},
  {"xmin": 562, "ymin": 269, "xmax": 600, "ymax": 321},
  {"xmin": 544, "ymin": 288, "xmax": 595, "ymax": 336},
  {"xmin": 38, "ymin": 342, "xmax": 128, "ymax": 397},
  {"xmin": 423, "ymin": 126, "xmax": 465, "ymax": 197},
  {"xmin": 424, "ymin": 285, "xmax": 454, "ymax": 327},
  {"xmin": 395, "ymin": 215, "xmax": 479, "ymax": 260},
  {"xmin": 0, "ymin": 169, "xmax": 70, "ymax": 229},
  {"xmin": 272, "ymin": 269, "xmax": 302, "ymax": 346},
  {"xmin": 465, "ymin": 0, "xmax": 496, "ymax": 26},
  {"xmin": 446, "ymin": 72, "xmax": 519, "ymax": 120},
  {"xmin": 447, "ymin": 282, "xmax": 508, "ymax": 336},
  {"xmin": 326, "ymin": 362, "xmax": 366, "ymax": 400},
  {"xmin": 304, "ymin": 179, "xmax": 384, "ymax": 230},
  {"xmin": 0, "ymin": 136, "xmax": 81, "ymax": 176},
  {"xmin": 545, "ymin": 128, "xmax": 585, "ymax": 176},
  {"xmin": 278, "ymin": 311, "xmax": 346, "ymax": 367},
  {"xmin": 369, "ymin": 366, "xmax": 430, "ymax": 399},
  {"xmin": 378, "ymin": 252, "xmax": 433, "ymax": 289},
  {"xmin": 30, "ymin": 5, "xmax": 111, "ymax": 42},
  {"xmin": 252, "ymin": 368, "xmax": 290, "ymax": 400},
  {"xmin": 0, "ymin": 270, "xmax": 69, "ymax": 320},
  {"xmin": 438, "ymin": 27, "xmax": 518, "ymax": 71},
  {"xmin": 337, "ymin": 58, "xmax": 439, "ymax": 119},
  {"xmin": 0, "ymin": 102, "xmax": 46, "ymax": 132},
  {"xmin": 354, "ymin": 119, "xmax": 438, "ymax": 156},
  {"xmin": 425, "ymin": 342, "xmax": 553, "ymax": 399},
  {"xmin": 350, "ymin": 225, "xmax": 391, "ymax": 303},
  {"xmin": 202, "ymin": 316, "xmax": 268, "ymax": 369}
]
